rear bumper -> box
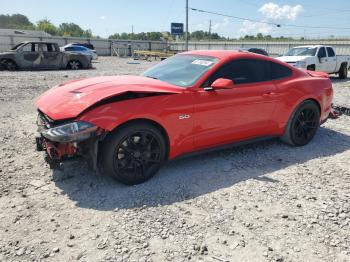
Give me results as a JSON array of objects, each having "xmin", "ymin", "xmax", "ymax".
[{"xmin": 320, "ymin": 106, "xmax": 340, "ymax": 126}]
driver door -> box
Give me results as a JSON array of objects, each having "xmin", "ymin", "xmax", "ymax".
[
  {"xmin": 16, "ymin": 43, "xmax": 39, "ymax": 69},
  {"xmin": 193, "ymin": 59, "xmax": 277, "ymax": 150}
]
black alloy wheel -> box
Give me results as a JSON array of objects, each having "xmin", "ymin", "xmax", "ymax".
[
  {"xmin": 281, "ymin": 100, "xmax": 320, "ymax": 146},
  {"xmin": 101, "ymin": 123, "xmax": 167, "ymax": 185},
  {"xmin": 291, "ymin": 107, "xmax": 319, "ymax": 145}
]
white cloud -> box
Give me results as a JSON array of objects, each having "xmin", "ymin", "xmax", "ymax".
[
  {"xmin": 195, "ymin": 23, "xmax": 205, "ymax": 30},
  {"xmin": 239, "ymin": 20, "xmax": 273, "ymax": 35},
  {"xmin": 99, "ymin": 16, "xmax": 106, "ymax": 20},
  {"xmin": 196, "ymin": 18, "xmax": 230, "ymax": 32},
  {"xmin": 259, "ymin": 2, "xmax": 304, "ymax": 21},
  {"xmin": 239, "ymin": 2, "xmax": 304, "ymax": 36},
  {"xmin": 212, "ymin": 18, "xmax": 230, "ymax": 31}
]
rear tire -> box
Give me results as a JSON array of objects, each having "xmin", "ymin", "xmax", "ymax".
[
  {"xmin": 100, "ymin": 123, "xmax": 167, "ymax": 185},
  {"xmin": 281, "ymin": 100, "xmax": 320, "ymax": 146},
  {"xmin": 339, "ymin": 64, "xmax": 348, "ymax": 79},
  {"xmin": 67, "ymin": 60, "xmax": 82, "ymax": 70}
]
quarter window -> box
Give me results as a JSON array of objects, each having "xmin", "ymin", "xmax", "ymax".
[
  {"xmin": 270, "ymin": 62, "xmax": 292, "ymax": 80},
  {"xmin": 207, "ymin": 59, "xmax": 292, "ymax": 86}
]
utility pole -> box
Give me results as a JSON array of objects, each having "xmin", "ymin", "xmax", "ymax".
[
  {"xmin": 209, "ymin": 19, "xmax": 212, "ymax": 42},
  {"xmin": 132, "ymin": 25, "xmax": 134, "ymax": 34},
  {"xmin": 185, "ymin": 0, "xmax": 189, "ymax": 51}
]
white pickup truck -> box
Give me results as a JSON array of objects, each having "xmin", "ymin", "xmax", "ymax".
[{"xmin": 277, "ymin": 45, "xmax": 350, "ymax": 79}]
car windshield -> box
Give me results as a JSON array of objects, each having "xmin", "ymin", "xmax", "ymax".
[
  {"xmin": 11, "ymin": 43, "xmax": 25, "ymax": 50},
  {"xmin": 142, "ymin": 55, "xmax": 218, "ymax": 87},
  {"xmin": 286, "ymin": 47, "xmax": 317, "ymax": 56}
]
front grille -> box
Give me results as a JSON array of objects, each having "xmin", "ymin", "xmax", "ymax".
[
  {"xmin": 37, "ymin": 110, "xmax": 73, "ymax": 130},
  {"xmin": 37, "ymin": 110, "xmax": 53, "ymax": 129}
]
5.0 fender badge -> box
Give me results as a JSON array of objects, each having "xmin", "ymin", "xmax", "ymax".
[{"xmin": 179, "ymin": 114, "xmax": 191, "ymax": 120}]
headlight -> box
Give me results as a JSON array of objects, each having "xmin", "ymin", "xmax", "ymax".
[
  {"xmin": 42, "ymin": 121, "xmax": 98, "ymax": 143},
  {"xmin": 295, "ymin": 61, "xmax": 307, "ymax": 68}
]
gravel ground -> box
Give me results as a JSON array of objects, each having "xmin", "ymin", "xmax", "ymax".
[{"xmin": 0, "ymin": 57, "xmax": 349, "ymax": 262}]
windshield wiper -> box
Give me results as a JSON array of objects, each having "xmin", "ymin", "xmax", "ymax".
[{"xmin": 145, "ymin": 76, "xmax": 158, "ymax": 80}]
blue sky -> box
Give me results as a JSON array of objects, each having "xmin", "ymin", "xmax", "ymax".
[{"xmin": 2, "ymin": 0, "xmax": 350, "ymax": 38}]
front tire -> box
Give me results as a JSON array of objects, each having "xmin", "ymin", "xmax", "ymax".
[
  {"xmin": 100, "ymin": 123, "xmax": 167, "ymax": 185},
  {"xmin": 6, "ymin": 60, "xmax": 18, "ymax": 71},
  {"xmin": 281, "ymin": 100, "xmax": 320, "ymax": 146}
]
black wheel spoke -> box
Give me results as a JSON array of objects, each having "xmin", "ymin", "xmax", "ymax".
[
  {"xmin": 120, "ymin": 144, "xmax": 131, "ymax": 154},
  {"xmin": 145, "ymin": 136, "xmax": 154, "ymax": 149},
  {"xmin": 113, "ymin": 130, "xmax": 163, "ymax": 181},
  {"xmin": 292, "ymin": 106, "xmax": 319, "ymax": 145}
]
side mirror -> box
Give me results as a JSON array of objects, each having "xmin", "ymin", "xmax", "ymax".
[{"xmin": 205, "ymin": 78, "xmax": 234, "ymax": 91}]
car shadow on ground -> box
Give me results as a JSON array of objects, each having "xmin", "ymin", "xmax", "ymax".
[
  {"xmin": 52, "ymin": 126, "xmax": 350, "ymax": 211},
  {"xmin": 330, "ymin": 76, "xmax": 350, "ymax": 84}
]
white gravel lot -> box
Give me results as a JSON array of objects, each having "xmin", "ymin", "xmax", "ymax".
[{"xmin": 0, "ymin": 57, "xmax": 349, "ymax": 262}]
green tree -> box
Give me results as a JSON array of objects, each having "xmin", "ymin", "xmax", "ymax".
[
  {"xmin": 0, "ymin": 14, "xmax": 35, "ymax": 29},
  {"xmin": 37, "ymin": 19, "xmax": 58, "ymax": 35},
  {"xmin": 256, "ymin": 33, "xmax": 264, "ymax": 39},
  {"xmin": 58, "ymin": 23, "xmax": 92, "ymax": 37}
]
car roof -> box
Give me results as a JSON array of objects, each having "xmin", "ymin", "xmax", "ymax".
[
  {"xmin": 21, "ymin": 41, "xmax": 57, "ymax": 44},
  {"xmin": 180, "ymin": 50, "xmax": 268, "ymax": 60},
  {"xmin": 64, "ymin": 44, "xmax": 88, "ymax": 48},
  {"xmin": 291, "ymin": 45, "xmax": 329, "ymax": 48},
  {"xmin": 180, "ymin": 49, "xmax": 296, "ymax": 71}
]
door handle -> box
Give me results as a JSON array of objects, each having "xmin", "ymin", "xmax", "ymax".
[{"xmin": 262, "ymin": 92, "xmax": 276, "ymax": 97}]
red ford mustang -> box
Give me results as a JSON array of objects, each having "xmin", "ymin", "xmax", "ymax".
[{"xmin": 35, "ymin": 50, "xmax": 333, "ymax": 185}]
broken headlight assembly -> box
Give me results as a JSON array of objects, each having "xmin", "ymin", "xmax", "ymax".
[{"xmin": 42, "ymin": 121, "xmax": 98, "ymax": 143}]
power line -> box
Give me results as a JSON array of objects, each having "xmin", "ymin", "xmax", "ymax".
[
  {"xmin": 190, "ymin": 7, "xmax": 280, "ymax": 26},
  {"xmin": 190, "ymin": 7, "xmax": 350, "ymax": 30},
  {"xmin": 241, "ymin": 0, "xmax": 350, "ymax": 13}
]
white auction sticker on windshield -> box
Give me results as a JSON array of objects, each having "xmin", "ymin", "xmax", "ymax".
[{"xmin": 191, "ymin": 60, "xmax": 213, "ymax": 66}]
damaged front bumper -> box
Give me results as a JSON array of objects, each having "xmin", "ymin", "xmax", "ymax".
[{"xmin": 35, "ymin": 112, "xmax": 105, "ymax": 169}]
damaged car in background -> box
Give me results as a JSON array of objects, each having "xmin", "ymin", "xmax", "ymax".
[
  {"xmin": 61, "ymin": 44, "xmax": 98, "ymax": 60},
  {"xmin": 0, "ymin": 41, "xmax": 92, "ymax": 70},
  {"xmin": 35, "ymin": 50, "xmax": 334, "ymax": 185}
]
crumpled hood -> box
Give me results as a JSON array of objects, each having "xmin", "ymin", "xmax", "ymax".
[
  {"xmin": 35, "ymin": 75, "xmax": 183, "ymax": 120},
  {"xmin": 276, "ymin": 56, "xmax": 310, "ymax": 63}
]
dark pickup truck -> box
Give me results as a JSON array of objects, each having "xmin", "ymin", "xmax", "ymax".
[{"xmin": 0, "ymin": 41, "xmax": 92, "ymax": 70}]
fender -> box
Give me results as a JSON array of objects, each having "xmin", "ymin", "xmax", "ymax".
[{"xmin": 77, "ymin": 92, "xmax": 195, "ymax": 159}]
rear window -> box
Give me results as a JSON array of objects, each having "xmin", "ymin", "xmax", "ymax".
[{"xmin": 327, "ymin": 47, "xmax": 335, "ymax": 57}]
